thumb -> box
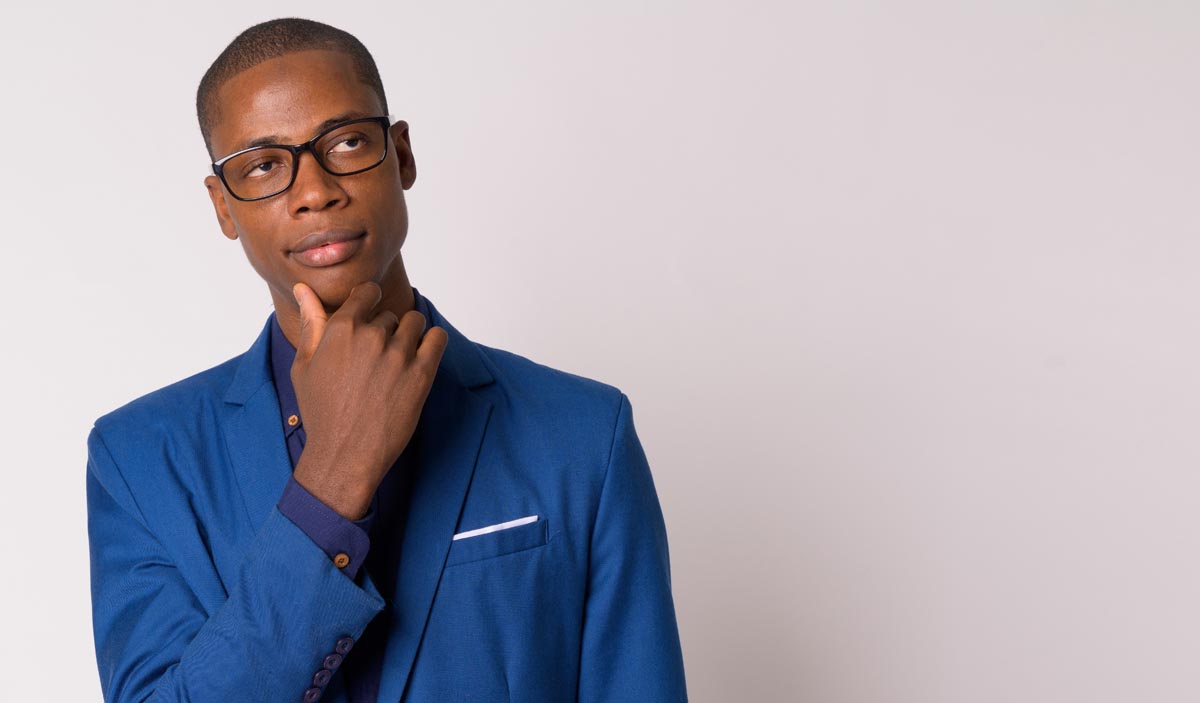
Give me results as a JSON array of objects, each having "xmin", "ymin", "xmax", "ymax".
[{"xmin": 293, "ymin": 282, "xmax": 327, "ymax": 358}]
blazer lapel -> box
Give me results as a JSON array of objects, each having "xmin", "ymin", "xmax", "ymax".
[
  {"xmin": 378, "ymin": 294, "xmax": 495, "ymax": 702},
  {"xmin": 221, "ymin": 315, "xmax": 294, "ymax": 532}
]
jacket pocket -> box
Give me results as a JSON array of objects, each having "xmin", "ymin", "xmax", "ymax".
[{"xmin": 445, "ymin": 516, "xmax": 549, "ymax": 567}]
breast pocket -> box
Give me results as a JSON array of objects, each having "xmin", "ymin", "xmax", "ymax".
[{"xmin": 445, "ymin": 515, "xmax": 549, "ymax": 567}]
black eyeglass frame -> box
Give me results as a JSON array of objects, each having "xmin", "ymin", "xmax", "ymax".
[{"xmin": 211, "ymin": 114, "xmax": 395, "ymax": 202}]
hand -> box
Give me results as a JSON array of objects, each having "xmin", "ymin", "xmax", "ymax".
[{"xmin": 288, "ymin": 280, "xmax": 448, "ymax": 520}]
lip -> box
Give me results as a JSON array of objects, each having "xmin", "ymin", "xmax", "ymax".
[
  {"xmin": 291, "ymin": 229, "xmax": 366, "ymax": 268},
  {"xmin": 292, "ymin": 227, "xmax": 365, "ymax": 253}
]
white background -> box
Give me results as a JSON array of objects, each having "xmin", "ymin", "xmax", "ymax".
[{"xmin": 3, "ymin": 2, "xmax": 1199, "ymax": 701}]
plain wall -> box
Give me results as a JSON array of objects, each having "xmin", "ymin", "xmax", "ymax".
[{"xmin": 3, "ymin": 1, "xmax": 1198, "ymax": 701}]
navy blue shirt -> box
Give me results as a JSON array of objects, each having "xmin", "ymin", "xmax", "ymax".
[{"xmin": 271, "ymin": 286, "xmax": 432, "ymax": 703}]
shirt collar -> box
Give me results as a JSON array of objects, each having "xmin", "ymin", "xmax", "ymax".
[{"xmin": 269, "ymin": 285, "xmax": 433, "ymax": 436}]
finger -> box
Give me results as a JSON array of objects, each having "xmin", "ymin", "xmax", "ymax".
[
  {"xmin": 414, "ymin": 324, "xmax": 449, "ymax": 371},
  {"xmin": 368, "ymin": 309, "xmax": 401, "ymax": 337},
  {"xmin": 339, "ymin": 281, "xmax": 384, "ymax": 325},
  {"xmin": 389, "ymin": 309, "xmax": 428, "ymax": 356},
  {"xmin": 293, "ymin": 282, "xmax": 328, "ymax": 358}
]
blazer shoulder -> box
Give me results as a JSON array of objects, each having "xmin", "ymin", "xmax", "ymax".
[
  {"xmin": 90, "ymin": 352, "xmax": 243, "ymax": 465},
  {"xmin": 474, "ymin": 341, "xmax": 626, "ymax": 415},
  {"xmin": 470, "ymin": 342, "xmax": 632, "ymax": 478}
]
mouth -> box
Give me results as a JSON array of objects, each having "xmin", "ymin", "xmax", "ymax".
[
  {"xmin": 291, "ymin": 229, "xmax": 367, "ymax": 268},
  {"xmin": 291, "ymin": 227, "xmax": 366, "ymax": 253}
]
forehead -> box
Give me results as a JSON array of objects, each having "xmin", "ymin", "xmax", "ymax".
[{"xmin": 209, "ymin": 49, "xmax": 383, "ymax": 156}]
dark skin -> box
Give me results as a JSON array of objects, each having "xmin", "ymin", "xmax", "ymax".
[{"xmin": 204, "ymin": 49, "xmax": 448, "ymax": 519}]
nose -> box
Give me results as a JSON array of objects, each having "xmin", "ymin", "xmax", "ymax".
[{"xmin": 287, "ymin": 147, "xmax": 345, "ymax": 213}]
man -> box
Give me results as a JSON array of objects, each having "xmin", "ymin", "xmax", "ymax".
[{"xmin": 85, "ymin": 17, "xmax": 687, "ymax": 703}]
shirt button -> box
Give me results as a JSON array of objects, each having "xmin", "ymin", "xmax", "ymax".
[
  {"xmin": 303, "ymin": 687, "xmax": 322, "ymax": 702},
  {"xmin": 335, "ymin": 636, "xmax": 355, "ymax": 655},
  {"xmin": 333, "ymin": 553, "xmax": 351, "ymax": 568},
  {"xmin": 288, "ymin": 414, "xmax": 300, "ymax": 427},
  {"xmin": 312, "ymin": 669, "xmax": 332, "ymax": 687},
  {"xmin": 323, "ymin": 653, "xmax": 343, "ymax": 670}
]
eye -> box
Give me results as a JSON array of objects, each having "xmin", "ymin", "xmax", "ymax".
[
  {"xmin": 329, "ymin": 133, "xmax": 368, "ymax": 153},
  {"xmin": 242, "ymin": 157, "xmax": 285, "ymax": 179}
]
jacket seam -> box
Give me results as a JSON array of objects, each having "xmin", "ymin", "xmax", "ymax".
[
  {"xmin": 593, "ymin": 391, "xmax": 626, "ymax": 532},
  {"xmin": 91, "ymin": 425, "xmax": 160, "ymax": 542}
]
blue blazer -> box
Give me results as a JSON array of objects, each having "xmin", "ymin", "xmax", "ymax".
[{"xmin": 86, "ymin": 293, "xmax": 688, "ymax": 702}]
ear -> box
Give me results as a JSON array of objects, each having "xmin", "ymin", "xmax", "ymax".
[
  {"xmin": 389, "ymin": 120, "xmax": 417, "ymax": 190},
  {"xmin": 204, "ymin": 175, "xmax": 239, "ymax": 241}
]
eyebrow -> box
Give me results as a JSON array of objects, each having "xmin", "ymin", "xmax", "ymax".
[{"xmin": 237, "ymin": 111, "xmax": 373, "ymax": 152}]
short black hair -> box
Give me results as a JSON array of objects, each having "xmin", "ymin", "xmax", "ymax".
[{"xmin": 196, "ymin": 17, "xmax": 389, "ymax": 160}]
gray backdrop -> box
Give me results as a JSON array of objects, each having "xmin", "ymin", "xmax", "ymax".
[{"xmin": 3, "ymin": 1, "xmax": 1198, "ymax": 701}]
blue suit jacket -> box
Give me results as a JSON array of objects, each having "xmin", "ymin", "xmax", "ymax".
[{"xmin": 86, "ymin": 292, "xmax": 688, "ymax": 702}]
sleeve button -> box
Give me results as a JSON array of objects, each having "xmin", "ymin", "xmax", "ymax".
[
  {"xmin": 335, "ymin": 636, "xmax": 355, "ymax": 655},
  {"xmin": 323, "ymin": 653, "xmax": 343, "ymax": 670},
  {"xmin": 312, "ymin": 668, "xmax": 332, "ymax": 687},
  {"xmin": 333, "ymin": 553, "xmax": 351, "ymax": 568},
  {"xmin": 303, "ymin": 687, "xmax": 322, "ymax": 702}
]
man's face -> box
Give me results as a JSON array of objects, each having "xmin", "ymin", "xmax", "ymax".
[{"xmin": 203, "ymin": 49, "xmax": 416, "ymax": 314}]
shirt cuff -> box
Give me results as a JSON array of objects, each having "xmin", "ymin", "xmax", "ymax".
[
  {"xmin": 277, "ymin": 476, "xmax": 372, "ymax": 580},
  {"xmin": 354, "ymin": 492, "xmax": 379, "ymax": 535}
]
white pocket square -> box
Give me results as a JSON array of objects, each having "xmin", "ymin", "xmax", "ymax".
[{"xmin": 452, "ymin": 515, "xmax": 538, "ymax": 541}]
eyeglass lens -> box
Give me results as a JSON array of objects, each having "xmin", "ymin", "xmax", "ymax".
[{"xmin": 222, "ymin": 120, "xmax": 387, "ymax": 200}]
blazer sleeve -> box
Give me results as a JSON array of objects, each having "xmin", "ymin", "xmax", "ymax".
[
  {"xmin": 85, "ymin": 425, "xmax": 386, "ymax": 703},
  {"xmin": 577, "ymin": 393, "xmax": 689, "ymax": 703}
]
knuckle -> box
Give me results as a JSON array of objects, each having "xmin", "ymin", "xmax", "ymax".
[
  {"xmin": 365, "ymin": 322, "xmax": 389, "ymax": 344},
  {"xmin": 328, "ymin": 315, "xmax": 352, "ymax": 333},
  {"xmin": 387, "ymin": 341, "xmax": 417, "ymax": 366},
  {"xmin": 360, "ymin": 281, "xmax": 382, "ymax": 299}
]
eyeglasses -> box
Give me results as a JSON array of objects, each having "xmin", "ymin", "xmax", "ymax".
[{"xmin": 211, "ymin": 114, "xmax": 394, "ymax": 201}]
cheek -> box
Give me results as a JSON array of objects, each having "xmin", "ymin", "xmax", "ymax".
[
  {"xmin": 228, "ymin": 206, "xmax": 286, "ymax": 260},
  {"xmin": 236, "ymin": 237, "xmax": 276, "ymax": 281},
  {"xmin": 381, "ymin": 180, "xmax": 409, "ymax": 222},
  {"xmin": 231, "ymin": 223, "xmax": 289, "ymax": 284},
  {"xmin": 355, "ymin": 177, "xmax": 409, "ymax": 231}
]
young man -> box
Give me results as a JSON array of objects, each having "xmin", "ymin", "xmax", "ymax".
[{"xmin": 85, "ymin": 17, "xmax": 687, "ymax": 703}]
